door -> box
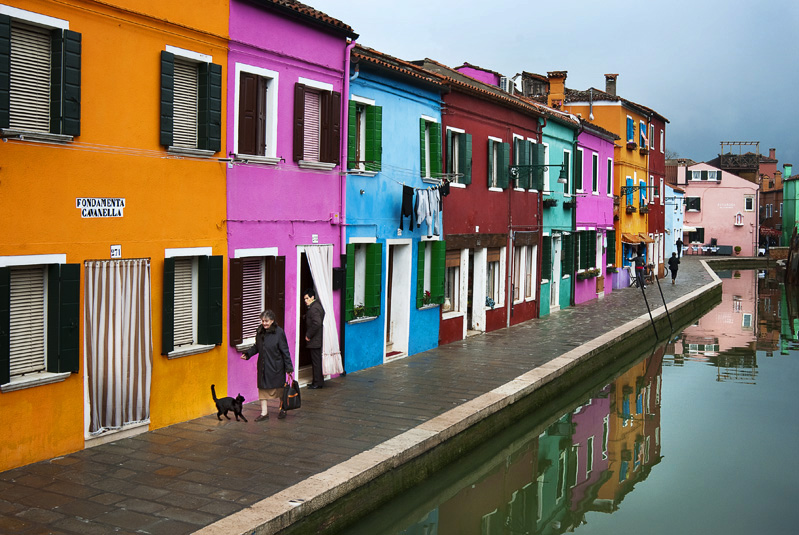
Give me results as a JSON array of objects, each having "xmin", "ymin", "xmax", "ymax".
[
  {"xmin": 386, "ymin": 246, "xmax": 394, "ymax": 348},
  {"xmin": 551, "ymin": 236, "xmax": 561, "ymax": 311},
  {"xmin": 385, "ymin": 241, "xmax": 411, "ymax": 358},
  {"xmin": 298, "ymin": 253, "xmax": 313, "ymax": 370}
]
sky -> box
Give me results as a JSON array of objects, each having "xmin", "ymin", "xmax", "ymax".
[{"xmin": 309, "ymin": 0, "xmax": 799, "ymax": 173}]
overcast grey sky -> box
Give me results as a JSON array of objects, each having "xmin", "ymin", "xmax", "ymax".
[{"xmin": 311, "ymin": 0, "xmax": 799, "ymax": 172}]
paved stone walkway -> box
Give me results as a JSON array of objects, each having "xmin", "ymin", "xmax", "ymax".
[{"xmin": 0, "ymin": 258, "xmax": 719, "ymax": 535}]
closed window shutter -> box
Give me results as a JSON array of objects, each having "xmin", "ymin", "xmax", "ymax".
[
  {"xmin": 229, "ymin": 258, "xmax": 243, "ymax": 346},
  {"xmin": 416, "ymin": 243, "xmax": 425, "ymax": 308},
  {"xmin": 303, "ymin": 89, "xmax": 321, "ymax": 161},
  {"xmin": 589, "ymin": 230, "xmax": 597, "ymax": 268},
  {"xmin": 51, "ymin": 28, "xmax": 81, "ymax": 136},
  {"xmin": 429, "ymin": 122, "xmax": 441, "ymax": 178},
  {"xmin": 159, "ymin": 51, "xmax": 174, "ymax": 147},
  {"xmin": 8, "ymin": 266, "xmax": 46, "ymax": 376},
  {"xmin": 419, "ymin": 118, "xmax": 427, "ymax": 177},
  {"xmin": 172, "ymin": 258, "xmax": 194, "ymax": 347},
  {"xmin": 365, "ymin": 104, "xmax": 381, "ymax": 171},
  {"xmin": 345, "ymin": 244, "xmax": 355, "ymax": 321},
  {"xmin": 0, "ymin": 267, "xmax": 9, "ymax": 384},
  {"xmin": 542, "ymin": 237, "xmax": 552, "ymax": 279},
  {"xmin": 10, "ymin": 22, "xmax": 50, "ymax": 133},
  {"xmin": 562, "ymin": 235, "xmax": 573, "ymax": 276},
  {"xmin": 639, "ymin": 180, "xmax": 646, "ymax": 207},
  {"xmin": 517, "ymin": 139, "xmax": 530, "ymax": 190},
  {"xmin": 198, "ymin": 62, "xmax": 221, "ymax": 152},
  {"xmin": 431, "ymin": 241, "xmax": 446, "ymax": 304},
  {"xmin": 162, "ymin": 258, "xmax": 175, "ymax": 355},
  {"xmin": 575, "ymin": 149, "xmax": 583, "ymax": 190},
  {"xmin": 627, "ymin": 118, "xmax": 634, "ymax": 142},
  {"xmin": 51, "ymin": 263, "xmax": 80, "ymax": 373},
  {"xmin": 626, "ymin": 178, "xmax": 633, "ymax": 205},
  {"xmin": 347, "ymin": 100, "xmax": 357, "ymax": 168},
  {"xmin": 238, "ymin": 72, "xmax": 259, "ymax": 156},
  {"xmin": 241, "ymin": 258, "xmax": 264, "ymax": 340},
  {"xmin": 0, "ymin": 15, "xmax": 10, "ymax": 129},
  {"xmin": 487, "ymin": 139, "xmax": 495, "ymax": 188},
  {"xmin": 198, "ymin": 255, "xmax": 223, "ymax": 345},
  {"xmin": 173, "ymin": 59, "xmax": 198, "ymax": 149},
  {"xmin": 265, "ymin": 256, "xmax": 285, "ymax": 328},
  {"xmin": 293, "ymin": 83, "xmax": 305, "ymax": 161},
  {"xmin": 365, "ymin": 243, "xmax": 382, "ymax": 317},
  {"xmin": 446, "ymin": 129, "xmax": 453, "ymax": 174},
  {"xmin": 580, "ymin": 232, "xmax": 589, "ymax": 270},
  {"xmin": 460, "ymin": 133, "xmax": 472, "ymax": 185},
  {"xmin": 327, "ymin": 90, "xmax": 341, "ymax": 165},
  {"xmin": 498, "ymin": 142, "xmax": 510, "ymax": 189},
  {"xmin": 532, "ymin": 143, "xmax": 545, "ymax": 190},
  {"xmin": 607, "ymin": 230, "xmax": 616, "ymax": 266}
]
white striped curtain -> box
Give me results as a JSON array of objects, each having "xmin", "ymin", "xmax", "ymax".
[{"xmin": 84, "ymin": 259, "xmax": 153, "ymax": 435}]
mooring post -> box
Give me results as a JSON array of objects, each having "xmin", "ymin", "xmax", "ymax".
[{"xmin": 654, "ymin": 271, "xmax": 673, "ymax": 332}]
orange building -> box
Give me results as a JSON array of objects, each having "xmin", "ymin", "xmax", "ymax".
[{"xmin": 0, "ymin": 0, "xmax": 229, "ymax": 470}]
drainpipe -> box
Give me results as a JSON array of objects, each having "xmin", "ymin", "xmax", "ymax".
[
  {"xmin": 339, "ymin": 38, "xmax": 356, "ymax": 373},
  {"xmin": 569, "ymin": 114, "xmax": 583, "ymax": 307}
]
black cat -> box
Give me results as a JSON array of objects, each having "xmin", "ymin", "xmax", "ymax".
[{"xmin": 211, "ymin": 384, "xmax": 247, "ymax": 422}]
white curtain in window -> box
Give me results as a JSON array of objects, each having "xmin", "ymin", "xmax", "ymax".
[
  {"xmin": 84, "ymin": 259, "xmax": 152, "ymax": 435},
  {"xmin": 304, "ymin": 245, "xmax": 343, "ymax": 376}
]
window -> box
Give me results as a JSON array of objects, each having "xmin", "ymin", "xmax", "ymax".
[
  {"xmin": 293, "ymin": 80, "xmax": 341, "ymax": 167},
  {"xmin": 348, "ymin": 97, "xmax": 382, "ymax": 172},
  {"xmin": 639, "ymin": 121, "xmax": 647, "ymax": 148},
  {"xmin": 0, "ymin": 257, "xmax": 79, "ymax": 388},
  {"xmin": 416, "ymin": 241, "xmax": 445, "ymax": 308},
  {"xmin": 660, "ymin": 129, "xmax": 665, "ymax": 153},
  {"xmin": 512, "ymin": 136, "xmax": 527, "ymax": 190},
  {"xmin": 420, "ymin": 116, "xmax": 441, "ymax": 179},
  {"xmin": 606, "ymin": 230, "xmax": 616, "ymax": 266},
  {"xmin": 486, "ymin": 247, "xmax": 503, "ymax": 306},
  {"xmin": 513, "ymin": 245, "xmax": 522, "ymax": 302},
  {"xmin": 592, "ymin": 153, "xmax": 599, "ymax": 193},
  {"xmin": 691, "ymin": 170, "xmax": 719, "ymax": 181},
  {"xmin": 487, "ymin": 137, "xmax": 509, "ymax": 190},
  {"xmin": 638, "ymin": 178, "xmax": 646, "ymax": 207},
  {"xmin": 0, "ymin": 9, "xmax": 81, "ymax": 138},
  {"xmin": 745, "ymin": 196, "xmax": 754, "ymax": 211},
  {"xmin": 562, "ymin": 149, "xmax": 572, "ymax": 194},
  {"xmin": 162, "ymin": 252, "xmax": 222, "ymax": 356},
  {"xmin": 446, "ymin": 128, "xmax": 472, "ymax": 184},
  {"xmin": 525, "ymin": 245, "xmax": 537, "ymax": 299},
  {"xmin": 236, "ymin": 64, "xmax": 278, "ymax": 159},
  {"xmin": 626, "ymin": 116, "xmax": 635, "ymax": 143},
  {"xmin": 579, "ymin": 230, "xmax": 597, "ymax": 270},
  {"xmin": 742, "ymin": 313, "xmax": 752, "ymax": 329},
  {"xmin": 229, "ymin": 254, "xmax": 285, "ymax": 347},
  {"xmin": 586, "ymin": 436, "xmax": 594, "ymax": 475},
  {"xmin": 444, "ymin": 249, "xmax": 461, "ymax": 313},
  {"xmin": 686, "ymin": 196, "xmax": 701, "ymax": 211},
  {"xmin": 650, "ymin": 124, "xmax": 655, "ymax": 151},
  {"xmin": 561, "ymin": 234, "xmax": 574, "ymax": 277},
  {"xmin": 542, "ymin": 236, "xmax": 552, "ymax": 280},
  {"xmin": 607, "ymin": 158, "xmax": 613, "ymax": 196},
  {"xmin": 542, "ymin": 142, "xmax": 550, "ymax": 192},
  {"xmin": 575, "ymin": 148, "xmax": 584, "ymax": 192},
  {"xmin": 688, "ymin": 227, "xmax": 705, "ymax": 243},
  {"xmin": 780, "ymin": 202, "xmax": 783, "ymax": 216},
  {"xmin": 625, "ymin": 177, "xmax": 633, "ymax": 206},
  {"xmin": 160, "ymin": 48, "xmax": 221, "ymax": 154},
  {"xmin": 526, "ymin": 140, "xmax": 546, "ymax": 191},
  {"xmin": 345, "ymin": 241, "xmax": 382, "ymax": 320}
]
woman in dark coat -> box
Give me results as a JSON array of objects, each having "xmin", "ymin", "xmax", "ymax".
[
  {"xmin": 667, "ymin": 252, "xmax": 680, "ymax": 284},
  {"xmin": 241, "ymin": 310, "xmax": 294, "ymax": 421}
]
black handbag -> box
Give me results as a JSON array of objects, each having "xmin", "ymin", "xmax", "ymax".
[{"xmin": 281, "ymin": 379, "xmax": 301, "ymax": 411}]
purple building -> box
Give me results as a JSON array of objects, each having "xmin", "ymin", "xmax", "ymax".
[
  {"xmin": 226, "ymin": 0, "xmax": 357, "ymax": 398},
  {"xmin": 573, "ymin": 122, "xmax": 619, "ymax": 304}
]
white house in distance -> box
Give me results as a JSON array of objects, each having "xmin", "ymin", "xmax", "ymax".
[{"xmin": 677, "ymin": 163, "xmax": 759, "ymax": 256}]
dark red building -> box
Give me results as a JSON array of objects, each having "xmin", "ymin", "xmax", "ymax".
[{"xmin": 647, "ymin": 113, "xmax": 668, "ymax": 275}]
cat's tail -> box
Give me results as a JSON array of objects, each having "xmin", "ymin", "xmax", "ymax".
[{"xmin": 211, "ymin": 384, "xmax": 218, "ymax": 401}]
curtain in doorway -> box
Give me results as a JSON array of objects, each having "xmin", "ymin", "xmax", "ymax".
[
  {"xmin": 304, "ymin": 245, "xmax": 344, "ymax": 375},
  {"xmin": 84, "ymin": 259, "xmax": 153, "ymax": 435}
]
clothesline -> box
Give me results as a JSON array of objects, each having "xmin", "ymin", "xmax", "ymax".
[{"xmin": 385, "ymin": 173, "xmax": 457, "ymax": 192}]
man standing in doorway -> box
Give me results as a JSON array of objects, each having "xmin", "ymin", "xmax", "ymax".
[
  {"xmin": 676, "ymin": 237, "xmax": 683, "ymax": 258},
  {"xmin": 303, "ymin": 288, "xmax": 325, "ymax": 389}
]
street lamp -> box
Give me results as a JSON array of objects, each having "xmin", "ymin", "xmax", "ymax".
[{"xmin": 508, "ymin": 163, "xmax": 569, "ymax": 185}]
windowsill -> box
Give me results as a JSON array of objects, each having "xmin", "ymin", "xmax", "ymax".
[
  {"xmin": 233, "ymin": 155, "xmax": 280, "ymax": 165},
  {"xmin": 542, "ymin": 278, "xmax": 550, "ymax": 284},
  {"xmin": 528, "ymin": 189, "xmax": 539, "ymax": 193},
  {"xmin": 348, "ymin": 169, "xmax": 378, "ymax": 177},
  {"xmin": 167, "ymin": 146, "xmax": 216, "ymax": 158},
  {"xmin": 1, "ymin": 371, "xmax": 71, "ymax": 393},
  {"xmin": 298, "ymin": 160, "xmax": 336, "ymax": 171},
  {"xmin": 167, "ymin": 343, "xmax": 216, "ymax": 359},
  {"xmin": 593, "ymin": 192, "xmax": 600, "ymax": 196},
  {"xmin": 347, "ymin": 315, "xmax": 378, "ymax": 324},
  {"xmin": 442, "ymin": 310, "xmax": 465, "ymax": 320},
  {"xmin": 485, "ymin": 304, "xmax": 503, "ymax": 311},
  {"xmin": 1, "ymin": 129, "xmax": 73, "ymax": 144},
  {"xmin": 562, "ymin": 274, "xmax": 571, "ymax": 280},
  {"xmin": 418, "ymin": 303, "xmax": 439, "ymax": 310},
  {"xmin": 488, "ymin": 187, "xmax": 503, "ymax": 193},
  {"xmin": 235, "ymin": 338, "xmax": 256, "ymax": 353},
  {"xmin": 450, "ymin": 183, "xmax": 466, "ymax": 189},
  {"xmin": 514, "ymin": 187, "xmax": 526, "ymax": 192},
  {"xmin": 525, "ymin": 296, "xmax": 536, "ymax": 303},
  {"xmin": 421, "ymin": 235, "xmax": 441, "ymax": 242}
]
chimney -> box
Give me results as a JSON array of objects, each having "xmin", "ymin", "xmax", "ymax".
[
  {"xmin": 769, "ymin": 148, "xmax": 776, "ymax": 159},
  {"xmin": 785, "ymin": 163, "xmax": 793, "ymax": 178},
  {"xmin": 547, "ymin": 71, "xmax": 567, "ymax": 109},
  {"xmin": 605, "ymin": 73, "xmax": 618, "ymax": 96}
]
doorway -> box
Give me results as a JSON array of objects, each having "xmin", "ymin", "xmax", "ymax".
[
  {"xmin": 385, "ymin": 240, "xmax": 411, "ymax": 360},
  {"xmin": 551, "ymin": 235, "xmax": 561, "ymax": 312},
  {"xmin": 298, "ymin": 252, "xmax": 313, "ymax": 373},
  {"xmin": 467, "ymin": 248, "xmax": 486, "ymax": 335}
]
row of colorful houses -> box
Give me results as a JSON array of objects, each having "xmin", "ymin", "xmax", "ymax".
[{"xmin": 0, "ymin": 0, "xmax": 673, "ymax": 471}]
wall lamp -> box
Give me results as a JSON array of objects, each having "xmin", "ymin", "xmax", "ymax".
[{"xmin": 508, "ymin": 164, "xmax": 569, "ymax": 183}]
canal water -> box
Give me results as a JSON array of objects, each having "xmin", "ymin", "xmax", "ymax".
[{"xmin": 344, "ymin": 269, "xmax": 799, "ymax": 535}]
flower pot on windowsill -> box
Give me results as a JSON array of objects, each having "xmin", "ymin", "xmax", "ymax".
[
  {"xmin": 639, "ymin": 147, "xmax": 649, "ymax": 155},
  {"xmin": 543, "ymin": 198, "xmax": 558, "ymax": 208},
  {"xmin": 639, "ymin": 205, "xmax": 649, "ymax": 214},
  {"xmin": 626, "ymin": 141, "xmax": 637, "ymax": 150},
  {"xmin": 563, "ymin": 200, "xmax": 575, "ymax": 209},
  {"xmin": 626, "ymin": 205, "xmax": 637, "ymax": 214},
  {"xmin": 613, "ymin": 196, "xmax": 621, "ymax": 206}
]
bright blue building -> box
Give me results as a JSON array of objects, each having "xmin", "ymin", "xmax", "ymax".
[{"xmin": 343, "ymin": 45, "xmax": 446, "ymax": 372}]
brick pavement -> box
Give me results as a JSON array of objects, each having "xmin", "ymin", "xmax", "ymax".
[{"xmin": 0, "ymin": 257, "xmax": 723, "ymax": 534}]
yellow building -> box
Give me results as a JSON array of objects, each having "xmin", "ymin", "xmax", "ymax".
[{"xmin": 0, "ymin": 0, "xmax": 229, "ymax": 471}]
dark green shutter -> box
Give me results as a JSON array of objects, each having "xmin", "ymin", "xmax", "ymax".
[
  {"xmin": 416, "ymin": 243, "xmax": 425, "ymax": 308},
  {"xmin": 229, "ymin": 258, "xmax": 243, "ymax": 346},
  {"xmin": 198, "ymin": 62, "xmax": 222, "ymax": 152},
  {"xmin": 580, "ymin": 232, "xmax": 589, "ymax": 270},
  {"xmin": 497, "ymin": 142, "xmax": 510, "ymax": 189},
  {"xmin": 517, "ymin": 139, "xmax": 531, "ymax": 190},
  {"xmin": 431, "ymin": 241, "xmax": 446, "ymax": 304},
  {"xmin": 575, "ymin": 149, "xmax": 583, "ymax": 192},
  {"xmin": 487, "ymin": 139, "xmax": 494, "ymax": 188},
  {"xmin": 160, "ymin": 51, "xmax": 174, "ymax": 147},
  {"xmin": 532, "ymin": 143, "xmax": 545, "ymax": 191},
  {"xmin": 365, "ymin": 105, "xmax": 381, "ymax": 171},
  {"xmin": 162, "ymin": 258, "xmax": 175, "ymax": 355},
  {"xmin": 347, "ymin": 101, "xmax": 357, "ymax": 168},
  {"xmin": 419, "ymin": 118, "xmax": 426, "ymax": 177},
  {"xmin": 198, "ymin": 255, "xmax": 223, "ymax": 345},
  {"xmin": 542, "ymin": 237, "xmax": 552, "ymax": 280},
  {"xmin": 430, "ymin": 122, "xmax": 442, "ymax": 178},
  {"xmin": 446, "ymin": 129, "xmax": 453, "ymax": 173},
  {"xmin": 0, "ymin": 267, "xmax": 9, "ymax": 385},
  {"xmin": 0, "ymin": 15, "xmax": 9, "ymax": 129},
  {"xmin": 57, "ymin": 264, "xmax": 80, "ymax": 372},
  {"xmin": 51, "ymin": 29, "xmax": 81, "ymax": 136},
  {"xmin": 563, "ymin": 234, "xmax": 574, "ymax": 276},
  {"xmin": 460, "ymin": 133, "xmax": 472, "ymax": 185},
  {"xmin": 606, "ymin": 230, "xmax": 616, "ymax": 266},
  {"xmin": 589, "ymin": 230, "xmax": 597, "ymax": 268},
  {"xmin": 365, "ymin": 243, "xmax": 382, "ymax": 317},
  {"xmin": 345, "ymin": 244, "xmax": 355, "ymax": 321}
]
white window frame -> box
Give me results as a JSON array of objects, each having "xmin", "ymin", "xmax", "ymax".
[
  {"xmin": 443, "ymin": 249, "xmax": 467, "ymax": 320},
  {"xmin": 512, "ymin": 134, "xmax": 525, "ymax": 192},
  {"xmin": 233, "ymin": 247, "xmax": 279, "ymax": 350},
  {"xmin": 575, "ymin": 148, "xmax": 584, "ymax": 193},
  {"xmin": 542, "ymin": 142, "xmax": 550, "ymax": 193},
  {"xmin": 164, "ymin": 247, "xmax": 213, "ymax": 358},
  {"xmin": 297, "ymin": 77, "xmax": 335, "ymax": 170},
  {"xmin": 563, "ymin": 148, "xmax": 572, "ymax": 196},
  {"xmin": 527, "ymin": 137, "xmax": 539, "ymax": 192},
  {"xmin": 446, "ymin": 126, "xmax": 466, "ymax": 187},
  {"xmin": 744, "ymin": 196, "xmax": 754, "ymax": 211},
  {"xmin": 233, "ymin": 63, "xmax": 279, "ymax": 163},
  {"xmin": 591, "ymin": 152, "xmax": 599, "ymax": 194},
  {"xmin": 607, "ymin": 158, "xmax": 613, "ymax": 197},
  {"xmin": 348, "ymin": 237, "xmax": 376, "ymax": 319},
  {"xmin": 485, "ymin": 246, "xmax": 506, "ymax": 309},
  {"xmin": 660, "ymin": 129, "xmax": 665, "ymax": 153},
  {"xmin": 488, "ymin": 136, "xmax": 503, "ymax": 192},
  {"xmin": 525, "ymin": 244, "xmax": 537, "ymax": 301}
]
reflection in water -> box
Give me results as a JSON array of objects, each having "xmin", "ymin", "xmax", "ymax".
[{"xmin": 345, "ymin": 270, "xmax": 799, "ymax": 534}]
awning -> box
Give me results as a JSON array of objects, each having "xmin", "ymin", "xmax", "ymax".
[
  {"xmin": 682, "ymin": 226, "xmax": 697, "ymax": 233},
  {"xmin": 638, "ymin": 233, "xmax": 655, "ymax": 244},
  {"xmin": 621, "ymin": 233, "xmax": 641, "ymax": 244}
]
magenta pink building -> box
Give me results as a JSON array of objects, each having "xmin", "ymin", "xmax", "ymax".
[{"xmin": 226, "ymin": 1, "xmax": 357, "ymax": 399}]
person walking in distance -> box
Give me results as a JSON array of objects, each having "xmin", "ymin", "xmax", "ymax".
[
  {"xmin": 303, "ymin": 288, "xmax": 325, "ymax": 389},
  {"xmin": 668, "ymin": 252, "xmax": 680, "ymax": 284},
  {"xmin": 676, "ymin": 237, "xmax": 683, "ymax": 258}
]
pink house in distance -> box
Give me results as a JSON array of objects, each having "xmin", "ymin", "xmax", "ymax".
[
  {"xmin": 678, "ymin": 163, "xmax": 759, "ymax": 256},
  {"xmin": 226, "ymin": 0, "xmax": 357, "ymax": 399}
]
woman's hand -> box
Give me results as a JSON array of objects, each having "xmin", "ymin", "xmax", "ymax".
[{"xmin": 240, "ymin": 353, "xmax": 248, "ymax": 360}]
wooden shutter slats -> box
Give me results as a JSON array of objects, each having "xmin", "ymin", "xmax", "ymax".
[
  {"xmin": 9, "ymin": 22, "xmax": 50, "ymax": 133},
  {"xmin": 8, "ymin": 266, "xmax": 46, "ymax": 376},
  {"xmin": 241, "ymin": 258, "xmax": 263, "ymax": 340},
  {"xmin": 173, "ymin": 59, "xmax": 198, "ymax": 149},
  {"xmin": 172, "ymin": 258, "xmax": 193, "ymax": 347},
  {"xmin": 303, "ymin": 89, "xmax": 320, "ymax": 161}
]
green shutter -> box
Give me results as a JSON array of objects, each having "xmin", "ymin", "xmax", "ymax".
[
  {"xmin": 419, "ymin": 118, "xmax": 426, "ymax": 177},
  {"xmin": 606, "ymin": 230, "xmax": 616, "ymax": 266},
  {"xmin": 51, "ymin": 29, "xmax": 81, "ymax": 136},
  {"xmin": 430, "ymin": 122, "xmax": 442, "ymax": 178},
  {"xmin": 345, "ymin": 244, "xmax": 355, "ymax": 321},
  {"xmin": 487, "ymin": 139, "xmax": 494, "ymax": 188},
  {"xmin": 198, "ymin": 62, "xmax": 222, "ymax": 152},
  {"xmin": 431, "ymin": 241, "xmax": 446, "ymax": 304},
  {"xmin": 365, "ymin": 243, "xmax": 382, "ymax": 317},
  {"xmin": 57, "ymin": 263, "xmax": 80, "ymax": 373},
  {"xmin": 0, "ymin": 15, "xmax": 9, "ymax": 129},
  {"xmin": 365, "ymin": 105, "xmax": 381, "ymax": 171},
  {"xmin": 460, "ymin": 133, "xmax": 472, "ymax": 185},
  {"xmin": 498, "ymin": 142, "xmax": 510, "ymax": 189},
  {"xmin": 575, "ymin": 149, "xmax": 583, "ymax": 192},
  {"xmin": 542, "ymin": 237, "xmax": 552, "ymax": 279},
  {"xmin": 446, "ymin": 129, "xmax": 453, "ymax": 173},
  {"xmin": 162, "ymin": 258, "xmax": 175, "ymax": 355},
  {"xmin": 0, "ymin": 267, "xmax": 9, "ymax": 385},
  {"xmin": 589, "ymin": 230, "xmax": 597, "ymax": 268},
  {"xmin": 561, "ymin": 234, "xmax": 572, "ymax": 276},
  {"xmin": 517, "ymin": 140, "xmax": 531, "ymax": 190},
  {"xmin": 580, "ymin": 232, "xmax": 589, "ymax": 270},
  {"xmin": 160, "ymin": 51, "xmax": 174, "ymax": 147},
  {"xmin": 198, "ymin": 255, "xmax": 223, "ymax": 345},
  {"xmin": 347, "ymin": 100, "xmax": 357, "ymax": 168},
  {"xmin": 416, "ymin": 243, "xmax": 425, "ymax": 308},
  {"xmin": 532, "ymin": 143, "xmax": 545, "ymax": 191}
]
